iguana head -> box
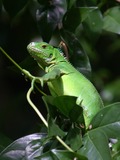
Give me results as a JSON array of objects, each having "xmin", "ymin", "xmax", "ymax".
[{"xmin": 27, "ymin": 42, "xmax": 65, "ymax": 69}]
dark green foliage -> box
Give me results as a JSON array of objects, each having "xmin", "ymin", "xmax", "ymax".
[{"xmin": 0, "ymin": 0, "xmax": 120, "ymax": 159}]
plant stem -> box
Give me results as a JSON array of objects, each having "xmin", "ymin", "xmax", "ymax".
[
  {"xmin": 27, "ymin": 87, "xmax": 48, "ymax": 127},
  {"xmin": 27, "ymin": 86, "xmax": 74, "ymax": 152},
  {"xmin": 0, "ymin": 47, "xmax": 47, "ymax": 96},
  {"xmin": 1, "ymin": 47, "xmax": 74, "ymax": 153},
  {"xmin": 0, "ymin": 47, "xmax": 23, "ymax": 72}
]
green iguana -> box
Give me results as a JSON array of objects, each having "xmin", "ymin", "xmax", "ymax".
[{"xmin": 27, "ymin": 41, "xmax": 104, "ymax": 128}]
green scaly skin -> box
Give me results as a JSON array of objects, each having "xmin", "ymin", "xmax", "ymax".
[{"xmin": 27, "ymin": 42, "xmax": 104, "ymax": 128}]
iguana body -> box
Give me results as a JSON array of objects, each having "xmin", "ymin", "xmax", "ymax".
[{"xmin": 27, "ymin": 42, "xmax": 104, "ymax": 128}]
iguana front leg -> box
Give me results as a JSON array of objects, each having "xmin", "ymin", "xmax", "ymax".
[{"xmin": 23, "ymin": 68, "xmax": 65, "ymax": 88}]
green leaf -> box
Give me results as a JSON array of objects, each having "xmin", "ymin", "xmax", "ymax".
[
  {"xmin": 42, "ymin": 95, "xmax": 58, "ymax": 117},
  {"xmin": 51, "ymin": 150, "xmax": 87, "ymax": 160},
  {"xmin": 0, "ymin": 133, "xmax": 12, "ymax": 152},
  {"xmin": 63, "ymin": 8, "xmax": 81, "ymax": 32},
  {"xmin": 0, "ymin": 133, "xmax": 47, "ymax": 160},
  {"xmin": 79, "ymin": 129, "xmax": 112, "ymax": 160},
  {"xmin": 69, "ymin": 104, "xmax": 84, "ymax": 123},
  {"xmin": 53, "ymin": 96, "xmax": 77, "ymax": 117},
  {"xmin": 91, "ymin": 102, "xmax": 120, "ymax": 138},
  {"xmin": 65, "ymin": 127, "xmax": 82, "ymax": 151},
  {"xmin": 35, "ymin": 0, "xmax": 67, "ymax": 42},
  {"xmin": 112, "ymin": 139, "xmax": 120, "ymax": 159},
  {"xmin": 37, "ymin": 149, "xmax": 87, "ymax": 160},
  {"xmin": 66, "ymin": 0, "xmax": 76, "ymax": 9},
  {"xmin": 60, "ymin": 30, "xmax": 91, "ymax": 79},
  {"xmin": 53, "ymin": 96, "xmax": 83, "ymax": 123},
  {"xmin": 103, "ymin": 6, "xmax": 120, "ymax": 34},
  {"xmin": 0, "ymin": 132, "xmax": 87, "ymax": 160},
  {"xmin": 78, "ymin": 102, "xmax": 120, "ymax": 159},
  {"xmin": 80, "ymin": 7, "xmax": 103, "ymax": 43},
  {"xmin": 48, "ymin": 117, "xmax": 65, "ymax": 137},
  {"xmin": 76, "ymin": 0, "xmax": 97, "ymax": 6},
  {"xmin": 2, "ymin": 0, "xmax": 28, "ymax": 17},
  {"xmin": 113, "ymin": 154, "xmax": 120, "ymax": 160}
]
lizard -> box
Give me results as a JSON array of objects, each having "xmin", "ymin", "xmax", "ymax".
[{"xmin": 26, "ymin": 41, "xmax": 104, "ymax": 128}]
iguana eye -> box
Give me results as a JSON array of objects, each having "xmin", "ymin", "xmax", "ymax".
[{"xmin": 42, "ymin": 45, "xmax": 47, "ymax": 49}]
